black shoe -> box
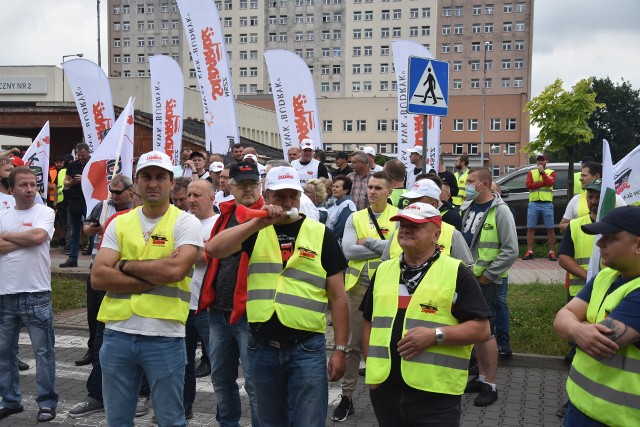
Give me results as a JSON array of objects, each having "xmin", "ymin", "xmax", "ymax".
[
  {"xmin": 81, "ymin": 249, "xmax": 92, "ymax": 256},
  {"xmin": 331, "ymin": 395, "xmax": 354, "ymax": 422},
  {"xmin": 0, "ymin": 406, "xmax": 24, "ymax": 420},
  {"xmin": 474, "ymin": 383, "xmax": 498, "ymax": 407},
  {"xmin": 195, "ymin": 361, "xmax": 211, "ymax": 378},
  {"xmin": 18, "ymin": 359, "xmax": 29, "ymax": 371},
  {"xmin": 59, "ymin": 259, "xmax": 78, "ymax": 268},
  {"xmin": 557, "ymin": 400, "xmax": 569, "ymax": 418},
  {"xmin": 465, "ymin": 378, "xmax": 483, "ymax": 393},
  {"xmin": 498, "ymin": 343, "xmax": 513, "ymax": 356},
  {"xmin": 358, "ymin": 367, "xmax": 366, "ymax": 377},
  {"xmin": 37, "ymin": 407, "xmax": 56, "ymax": 422},
  {"xmin": 74, "ymin": 350, "xmax": 92, "ymax": 366}
]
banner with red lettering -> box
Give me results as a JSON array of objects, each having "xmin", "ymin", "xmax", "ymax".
[
  {"xmin": 22, "ymin": 121, "xmax": 50, "ymax": 203},
  {"xmin": 392, "ymin": 40, "xmax": 440, "ymax": 169},
  {"xmin": 62, "ymin": 59, "xmax": 115, "ymax": 152},
  {"xmin": 264, "ymin": 49, "xmax": 322, "ymax": 158},
  {"xmin": 614, "ymin": 144, "xmax": 640, "ymax": 206},
  {"xmin": 176, "ymin": 0, "xmax": 238, "ymax": 154},
  {"xmin": 81, "ymin": 97, "xmax": 135, "ymax": 216},
  {"xmin": 149, "ymin": 55, "xmax": 184, "ymax": 166}
]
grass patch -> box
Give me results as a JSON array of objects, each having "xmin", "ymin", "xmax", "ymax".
[
  {"xmin": 508, "ymin": 283, "xmax": 568, "ymax": 356},
  {"xmin": 51, "ymin": 277, "xmax": 86, "ymax": 313}
]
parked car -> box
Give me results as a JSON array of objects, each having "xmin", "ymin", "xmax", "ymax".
[{"xmin": 495, "ymin": 163, "xmax": 581, "ymax": 237}]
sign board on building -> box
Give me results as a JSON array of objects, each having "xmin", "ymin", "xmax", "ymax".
[
  {"xmin": 407, "ymin": 57, "xmax": 449, "ymax": 117},
  {"xmin": 0, "ymin": 77, "xmax": 47, "ymax": 95}
]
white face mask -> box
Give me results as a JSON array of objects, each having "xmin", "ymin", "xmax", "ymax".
[{"xmin": 465, "ymin": 184, "xmax": 479, "ymax": 201}]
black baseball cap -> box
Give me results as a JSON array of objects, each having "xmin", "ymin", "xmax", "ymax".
[
  {"xmin": 189, "ymin": 151, "xmax": 206, "ymax": 160},
  {"xmin": 581, "ymin": 206, "xmax": 640, "ymax": 236},
  {"xmin": 229, "ymin": 161, "xmax": 259, "ymax": 181}
]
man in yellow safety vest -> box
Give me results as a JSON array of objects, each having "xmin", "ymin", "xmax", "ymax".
[{"xmin": 523, "ymin": 153, "xmax": 557, "ymax": 260}]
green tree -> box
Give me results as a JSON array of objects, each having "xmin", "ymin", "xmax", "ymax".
[
  {"xmin": 574, "ymin": 77, "xmax": 640, "ymax": 163},
  {"xmin": 525, "ymin": 78, "xmax": 603, "ymax": 199}
]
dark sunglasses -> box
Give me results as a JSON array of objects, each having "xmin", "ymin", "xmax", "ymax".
[{"xmin": 109, "ymin": 186, "xmax": 131, "ymax": 195}]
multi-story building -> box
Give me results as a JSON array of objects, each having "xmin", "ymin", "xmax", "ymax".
[{"xmin": 107, "ymin": 0, "xmax": 533, "ymax": 173}]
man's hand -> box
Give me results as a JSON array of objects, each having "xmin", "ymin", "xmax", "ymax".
[
  {"xmin": 537, "ymin": 164, "xmax": 545, "ymax": 173},
  {"xmin": 184, "ymin": 160, "xmax": 196, "ymax": 172},
  {"xmin": 327, "ymin": 350, "xmax": 346, "ymax": 381},
  {"xmin": 357, "ymin": 238, "xmax": 367, "ymax": 246},
  {"xmin": 573, "ymin": 322, "xmax": 618, "ymax": 359},
  {"xmin": 397, "ymin": 327, "xmax": 436, "ymax": 360},
  {"xmin": 476, "ymin": 275, "xmax": 492, "ymax": 285}
]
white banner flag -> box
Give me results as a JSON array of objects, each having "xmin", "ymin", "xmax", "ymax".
[
  {"xmin": 265, "ymin": 49, "xmax": 322, "ymax": 158},
  {"xmin": 177, "ymin": 0, "xmax": 238, "ymax": 154},
  {"xmin": 392, "ymin": 40, "xmax": 440, "ymax": 169},
  {"xmin": 62, "ymin": 59, "xmax": 115, "ymax": 152},
  {"xmin": 81, "ymin": 97, "xmax": 135, "ymax": 216},
  {"xmin": 614, "ymin": 144, "xmax": 640, "ymax": 206},
  {"xmin": 22, "ymin": 121, "xmax": 50, "ymax": 203},
  {"xmin": 150, "ymin": 55, "xmax": 184, "ymax": 167}
]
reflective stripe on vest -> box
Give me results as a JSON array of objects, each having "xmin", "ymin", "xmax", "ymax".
[
  {"xmin": 345, "ymin": 206, "xmax": 398, "ymax": 291},
  {"xmin": 528, "ymin": 169, "xmax": 554, "ymax": 202},
  {"xmin": 452, "ymin": 170, "xmax": 469, "ymax": 206},
  {"xmin": 246, "ymin": 219, "xmax": 328, "ymax": 333},
  {"xmin": 366, "ymin": 255, "xmax": 472, "ymax": 394},
  {"xmin": 473, "ymin": 208, "xmax": 507, "ymax": 279},
  {"xmin": 568, "ymin": 215, "xmax": 594, "ymax": 296},
  {"xmin": 97, "ymin": 205, "xmax": 191, "ymax": 324},
  {"xmin": 566, "ymin": 268, "xmax": 640, "ymax": 425}
]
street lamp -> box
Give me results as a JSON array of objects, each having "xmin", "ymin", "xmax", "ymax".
[
  {"xmin": 62, "ymin": 53, "xmax": 84, "ymax": 102},
  {"xmin": 480, "ymin": 41, "xmax": 489, "ymax": 166}
]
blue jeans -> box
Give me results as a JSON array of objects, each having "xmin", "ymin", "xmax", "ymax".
[
  {"xmin": 247, "ymin": 333, "xmax": 328, "ymax": 427},
  {"xmin": 208, "ymin": 310, "xmax": 260, "ymax": 427},
  {"xmin": 68, "ymin": 210, "xmax": 83, "ymax": 260},
  {"xmin": 527, "ymin": 201, "xmax": 554, "ymax": 228},
  {"xmin": 0, "ymin": 292, "xmax": 58, "ymax": 410},
  {"xmin": 495, "ymin": 277, "xmax": 511, "ymax": 347},
  {"xmin": 100, "ymin": 329, "xmax": 186, "ymax": 427},
  {"xmin": 564, "ymin": 401, "xmax": 608, "ymax": 427},
  {"xmin": 184, "ymin": 310, "xmax": 210, "ymax": 412}
]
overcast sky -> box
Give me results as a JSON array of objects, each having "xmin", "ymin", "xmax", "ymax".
[{"xmin": 2, "ymin": 0, "xmax": 640, "ymax": 105}]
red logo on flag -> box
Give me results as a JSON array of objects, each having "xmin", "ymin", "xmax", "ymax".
[
  {"xmin": 414, "ymin": 116, "xmax": 424, "ymax": 146},
  {"xmin": 164, "ymin": 99, "xmax": 181, "ymax": 161},
  {"xmin": 87, "ymin": 159, "xmax": 120, "ymax": 201},
  {"xmin": 93, "ymin": 102, "xmax": 113, "ymax": 142},
  {"xmin": 202, "ymin": 27, "xmax": 224, "ymax": 100},
  {"xmin": 292, "ymin": 94, "xmax": 315, "ymax": 142}
]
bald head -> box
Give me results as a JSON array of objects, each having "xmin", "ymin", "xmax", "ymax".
[{"xmin": 187, "ymin": 179, "xmax": 216, "ymax": 220}]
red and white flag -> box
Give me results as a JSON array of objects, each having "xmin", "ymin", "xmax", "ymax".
[
  {"xmin": 392, "ymin": 40, "xmax": 440, "ymax": 169},
  {"xmin": 265, "ymin": 49, "xmax": 322, "ymax": 158},
  {"xmin": 22, "ymin": 121, "xmax": 50, "ymax": 203},
  {"xmin": 81, "ymin": 97, "xmax": 135, "ymax": 216},
  {"xmin": 62, "ymin": 59, "xmax": 115, "ymax": 152},
  {"xmin": 177, "ymin": 0, "xmax": 239, "ymax": 154},
  {"xmin": 149, "ymin": 55, "xmax": 184, "ymax": 167}
]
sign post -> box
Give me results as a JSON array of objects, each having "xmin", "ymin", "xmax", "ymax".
[{"xmin": 407, "ymin": 56, "xmax": 449, "ymax": 172}]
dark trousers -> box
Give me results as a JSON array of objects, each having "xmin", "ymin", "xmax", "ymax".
[
  {"xmin": 86, "ymin": 277, "xmax": 103, "ymax": 352},
  {"xmin": 369, "ymin": 382, "xmax": 462, "ymax": 427}
]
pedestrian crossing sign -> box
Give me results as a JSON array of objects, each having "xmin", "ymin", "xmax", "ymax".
[{"xmin": 407, "ymin": 56, "xmax": 449, "ymax": 117}]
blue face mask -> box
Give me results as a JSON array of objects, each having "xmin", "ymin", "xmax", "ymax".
[{"xmin": 465, "ymin": 185, "xmax": 479, "ymax": 201}]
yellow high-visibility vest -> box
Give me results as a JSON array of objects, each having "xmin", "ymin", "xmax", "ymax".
[{"xmin": 529, "ymin": 169, "xmax": 554, "ymax": 202}]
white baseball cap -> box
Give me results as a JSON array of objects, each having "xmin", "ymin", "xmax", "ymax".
[
  {"xmin": 406, "ymin": 146, "xmax": 423, "ymax": 155},
  {"xmin": 136, "ymin": 151, "xmax": 174, "ymax": 174},
  {"xmin": 390, "ymin": 202, "xmax": 442, "ymax": 226},
  {"xmin": 300, "ymin": 139, "xmax": 315, "ymax": 150},
  {"xmin": 209, "ymin": 161, "xmax": 224, "ymax": 172},
  {"xmin": 264, "ymin": 166, "xmax": 303, "ymax": 192},
  {"xmin": 243, "ymin": 153, "xmax": 258, "ymax": 163},
  {"xmin": 362, "ymin": 146, "xmax": 376, "ymax": 157},
  {"xmin": 403, "ymin": 179, "xmax": 441, "ymax": 200}
]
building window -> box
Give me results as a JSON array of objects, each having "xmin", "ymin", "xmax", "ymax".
[
  {"xmin": 239, "ymin": 68, "xmax": 248, "ymax": 77},
  {"xmin": 504, "ymin": 3, "xmax": 513, "ymax": 13},
  {"xmin": 123, "ymin": 54, "xmax": 130, "ymax": 63},
  {"xmin": 147, "ymin": 3, "xmax": 155, "ymax": 13},
  {"xmin": 393, "ymin": 27, "xmax": 401, "ymax": 38},
  {"xmin": 333, "ymin": 30, "xmax": 341, "ymax": 39},
  {"xmin": 364, "ymin": 10, "xmax": 373, "ymax": 20},
  {"xmin": 137, "ymin": 4, "xmax": 145, "ymax": 13},
  {"xmin": 250, "ymin": 67, "xmax": 258, "ymax": 77},
  {"xmin": 322, "ymin": 30, "xmax": 330, "ymax": 40},
  {"xmin": 172, "ymin": 36, "xmax": 179, "ymax": 45},
  {"xmin": 453, "ymin": 144, "xmax": 464, "ymax": 155},
  {"xmin": 377, "ymin": 120, "xmax": 388, "ymax": 131},
  {"xmin": 490, "ymin": 144, "xmax": 501, "ymax": 155},
  {"xmin": 343, "ymin": 120, "xmax": 353, "ymax": 132},
  {"xmin": 307, "ymin": 14, "xmax": 314, "ymax": 23},
  {"xmin": 453, "ymin": 79, "xmax": 462, "ymax": 89},
  {"xmin": 516, "ymin": 2, "xmax": 526, "ymax": 12},
  {"xmin": 123, "ymin": 4, "xmax": 130, "ymax": 13},
  {"xmin": 454, "ymin": 5, "xmax": 463, "ymax": 16},
  {"xmin": 471, "ymin": 79, "xmax": 480, "ymax": 89},
  {"xmin": 137, "ymin": 54, "xmax": 145, "ymax": 63},
  {"xmin": 280, "ymin": 15, "xmax": 288, "ymax": 24},
  {"xmin": 334, "ymin": 12, "xmax": 342, "ymax": 22},
  {"xmin": 393, "ymin": 9, "xmax": 401, "ymax": 19},
  {"xmin": 421, "ymin": 26, "xmax": 430, "ymax": 36},
  {"xmin": 516, "ymin": 21, "xmax": 525, "ymax": 31},
  {"xmin": 503, "ymin": 40, "xmax": 512, "ymax": 51},
  {"xmin": 485, "ymin": 4, "xmax": 494, "ymax": 14},
  {"xmin": 503, "ymin": 21, "xmax": 512, "ymax": 32},
  {"xmin": 502, "ymin": 78, "xmax": 511, "ymax": 88},
  {"xmin": 442, "ymin": 7, "xmax": 451, "ymax": 16},
  {"xmin": 484, "ymin": 78, "xmax": 492, "ymax": 89},
  {"xmin": 391, "ymin": 119, "xmax": 398, "ymax": 131},
  {"xmin": 332, "ymin": 82, "xmax": 341, "ymax": 91},
  {"xmin": 322, "ymin": 48, "xmax": 330, "ymax": 57},
  {"xmin": 492, "ymin": 166, "xmax": 501, "ymax": 177},
  {"xmin": 356, "ymin": 120, "xmax": 367, "ymax": 132},
  {"xmin": 333, "ymin": 48, "xmax": 341, "ymax": 57},
  {"xmin": 468, "ymin": 119, "xmax": 478, "ymax": 131},
  {"xmin": 410, "ymin": 8, "xmax": 418, "ymax": 18},
  {"xmin": 380, "ymin": 81, "xmax": 389, "ymax": 91},
  {"xmin": 490, "ymin": 118, "xmax": 501, "ymax": 131},
  {"xmin": 352, "ymin": 82, "xmax": 361, "ymax": 91},
  {"xmin": 472, "ymin": 5, "xmax": 481, "ymax": 15},
  {"xmin": 321, "ymin": 82, "xmax": 329, "ymax": 92},
  {"xmin": 114, "ymin": 55, "xmax": 121, "ymax": 63},
  {"xmin": 485, "ymin": 41, "xmax": 493, "ymax": 51},
  {"xmin": 147, "ymin": 20, "xmax": 155, "ymax": 29},
  {"xmin": 442, "ymin": 25, "xmax": 451, "ymax": 35},
  {"xmin": 506, "ymin": 143, "xmax": 517, "ymax": 155},
  {"xmin": 506, "ymin": 118, "xmax": 517, "ymax": 130},
  {"xmin": 279, "ymin": 33, "xmax": 287, "ymax": 41},
  {"xmin": 514, "ymin": 59, "xmax": 524, "ymax": 69},
  {"xmin": 123, "ymin": 21, "xmax": 130, "ymax": 31},
  {"xmin": 147, "ymin": 37, "xmax": 154, "ymax": 46},
  {"xmin": 470, "ymin": 60, "xmax": 480, "ymax": 71},
  {"xmin": 468, "ymin": 144, "xmax": 479, "ymax": 155},
  {"xmin": 123, "ymin": 38, "xmax": 130, "ymax": 46},
  {"xmin": 239, "ymin": 17, "xmax": 248, "ymax": 26},
  {"xmin": 453, "ymin": 61, "xmax": 462, "ymax": 71},
  {"xmin": 472, "ymin": 23, "xmax": 481, "ymax": 33},
  {"xmin": 422, "ymin": 7, "xmax": 430, "ymax": 18},
  {"xmin": 353, "ymin": 29, "xmax": 361, "ymax": 39},
  {"xmin": 353, "ymin": 11, "xmax": 362, "ymax": 21},
  {"xmin": 453, "ymin": 43, "xmax": 462, "ymax": 53},
  {"xmin": 442, "ymin": 44, "xmax": 450, "ymax": 54},
  {"xmin": 515, "ymin": 40, "xmax": 524, "ymax": 50},
  {"xmin": 323, "ymin": 120, "xmax": 333, "ymax": 132},
  {"xmin": 239, "ymin": 84, "xmax": 247, "ymax": 94},
  {"xmin": 363, "ymin": 64, "xmax": 372, "ymax": 73},
  {"xmin": 333, "ymin": 65, "xmax": 341, "ymax": 74},
  {"xmin": 363, "ymin": 81, "xmax": 372, "ymax": 91},
  {"xmin": 113, "ymin": 6, "xmax": 121, "ymax": 14},
  {"xmin": 502, "ymin": 59, "xmax": 511, "ymax": 69},
  {"xmin": 471, "ymin": 42, "xmax": 480, "ymax": 52},
  {"xmin": 381, "ymin": 45, "xmax": 389, "ymax": 55},
  {"xmin": 113, "ymin": 22, "xmax": 121, "ymax": 31},
  {"xmin": 352, "ymin": 64, "xmax": 360, "ymax": 74},
  {"xmin": 453, "ymin": 119, "xmax": 464, "ymax": 131},
  {"xmin": 514, "ymin": 77, "xmax": 524, "ymax": 87},
  {"xmin": 114, "ymin": 38, "xmax": 121, "ymax": 47}
]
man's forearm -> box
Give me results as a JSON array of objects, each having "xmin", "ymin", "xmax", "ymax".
[
  {"xmin": 91, "ymin": 265, "xmax": 159, "ymax": 293},
  {"xmin": 330, "ymin": 294, "xmax": 349, "ymax": 347},
  {"xmin": 123, "ymin": 255, "xmax": 193, "ymax": 286},
  {"xmin": 0, "ymin": 238, "xmax": 20, "ymax": 254},
  {"xmin": 1, "ymin": 229, "xmax": 48, "ymax": 247},
  {"xmin": 558, "ymin": 255, "xmax": 588, "ymax": 279}
]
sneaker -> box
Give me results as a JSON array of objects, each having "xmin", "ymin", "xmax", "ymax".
[
  {"xmin": 195, "ymin": 361, "xmax": 211, "ymax": 378},
  {"xmin": 135, "ymin": 397, "xmax": 149, "ymax": 417},
  {"xmin": 68, "ymin": 400, "xmax": 104, "ymax": 418},
  {"xmin": 464, "ymin": 378, "xmax": 483, "ymax": 393},
  {"xmin": 152, "ymin": 410, "xmax": 193, "ymax": 424},
  {"xmin": 498, "ymin": 343, "xmax": 513, "ymax": 356},
  {"xmin": 59, "ymin": 259, "xmax": 78, "ymax": 268},
  {"xmin": 474, "ymin": 383, "xmax": 498, "ymax": 407},
  {"xmin": 523, "ymin": 251, "xmax": 534, "ymax": 260},
  {"xmin": 331, "ymin": 395, "xmax": 354, "ymax": 422},
  {"xmin": 0, "ymin": 406, "xmax": 24, "ymax": 420},
  {"xmin": 18, "ymin": 359, "xmax": 29, "ymax": 371},
  {"xmin": 549, "ymin": 251, "xmax": 557, "ymax": 261}
]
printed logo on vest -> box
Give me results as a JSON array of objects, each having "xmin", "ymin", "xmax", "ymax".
[
  {"xmin": 419, "ymin": 301, "xmax": 438, "ymax": 314},
  {"xmin": 482, "ymin": 223, "xmax": 494, "ymax": 230},
  {"xmin": 298, "ymin": 246, "xmax": 317, "ymax": 260},
  {"xmin": 150, "ymin": 233, "xmax": 168, "ymax": 246}
]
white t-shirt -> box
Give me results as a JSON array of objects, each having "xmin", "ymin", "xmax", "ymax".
[
  {"xmin": 299, "ymin": 193, "xmax": 320, "ymax": 221},
  {"xmin": 563, "ymin": 192, "xmax": 627, "ymax": 220},
  {"xmin": 101, "ymin": 207, "xmax": 203, "ymax": 337},
  {"xmin": 292, "ymin": 158, "xmax": 320, "ymax": 184},
  {"xmin": 370, "ymin": 164, "xmax": 384, "ymax": 173},
  {"xmin": 0, "ymin": 192, "xmax": 15, "ymax": 210},
  {"xmin": 214, "ymin": 191, "xmax": 235, "ymax": 206},
  {"xmin": 0, "ymin": 203, "xmax": 54, "ymax": 294},
  {"xmin": 189, "ymin": 214, "xmax": 218, "ymax": 310}
]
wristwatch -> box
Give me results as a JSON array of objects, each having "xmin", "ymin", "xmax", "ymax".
[
  {"xmin": 334, "ymin": 345, "xmax": 349, "ymax": 353},
  {"xmin": 434, "ymin": 328, "xmax": 444, "ymax": 345}
]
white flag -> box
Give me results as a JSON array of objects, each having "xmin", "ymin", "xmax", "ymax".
[
  {"xmin": 392, "ymin": 40, "xmax": 440, "ymax": 169},
  {"xmin": 81, "ymin": 97, "xmax": 135, "ymax": 216},
  {"xmin": 177, "ymin": 0, "xmax": 239, "ymax": 154},
  {"xmin": 614, "ymin": 144, "xmax": 640, "ymax": 206},
  {"xmin": 264, "ymin": 49, "xmax": 323, "ymax": 158},
  {"xmin": 150, "ymin": 55, "xmax": 184, "ymax": 167},
  {"xmin": 62, "ymin": 59, "xmax": 115, "ymax": 152},
  {"xmin": 22, "ymin": 121, "xmax": 50, "ymax": 203}
]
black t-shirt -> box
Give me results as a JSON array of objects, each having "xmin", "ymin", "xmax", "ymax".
[
  {"xmin": 438, "ymin": 170, "xmax": 459, "ymax": 198},
  {"xmin": 65, "ymin": 160, "xmax": 88, "ymax": 209},
  {"xmin": 441, "ymin": 201, "xmax": 462, "ymax": 231},
  {"xmin": 334, "ymin": 165, "xmax": 353, "ymax": 177},
  {"xmin": 360, "ymin": 262, "xmax": 491, "ymax": 388},
  {"xmin": 461, "ymin": 199, "xmax": 493, "ymax": 246},
  {"xmin": 242, "ymin": 217, "xmax": 348, "ymax": 341}
]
